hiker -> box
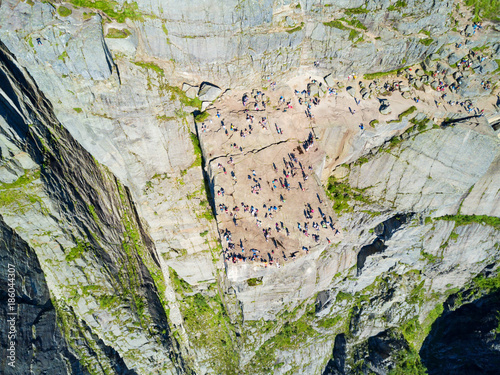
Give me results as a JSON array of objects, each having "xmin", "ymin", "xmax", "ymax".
[{"xmin": 36, "ymin": 37, "xmax": 42, "ymax": 45}]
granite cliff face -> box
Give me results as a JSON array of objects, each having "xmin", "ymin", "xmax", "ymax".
[{"xmin": 0, "ymin": 0, "xmax": 500, "ymax": 374}]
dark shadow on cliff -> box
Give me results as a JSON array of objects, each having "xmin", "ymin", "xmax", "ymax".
[
  {"xmin": 420, "ymin": 290, "xmax": 500, "ymax": 375},
  {"xmin": 357, "ymin": 213, "xmax": 414, "ymax": 275}
]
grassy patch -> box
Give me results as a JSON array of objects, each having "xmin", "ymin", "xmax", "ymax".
[
  {"xmin": 388, "ymin": 347, "xmax": 427, "ymax": 375},
  {"xmin": 420, "ymin": 250, "xmax": 440, "ymax": 263},
  {"xmin": 348, "ymin": 29, "xmax": 361, "ymax": 42},
  {"xmin": 364, "ymin": 67, "xmax": 406, "ymax": 80},
  {"xmin": 73, "ymin": 107, "xmax": 82, "ymax": 113},
  {"xmin": 106, "ymin": 28, "xmax": 131, "ymax": 38},
  {"xmin": 247, "ymin": 277, "xmax": 263, "ymax": 286},
  {"xmin": 410, "ymin": 116, "xmax": 430, "ymax": 132},
  {"xmin": 65, "ymin": 239, "xmax": 90, "ymax": 261},
  {"xmin": 286, "ymin": 22, "xmax": 305, "ymax": 34},
  {"xmin": 0, "ymin": 169, "xmax": 44, "ymax": 214},
  {"xmin": 323, "ymin": 20, "xmax": 347, "ymax": 30},
  {"xmin": 317, "ymin": 315, "xmax": 342, "ymax": 328},
  {"xmin": 435, "ymin": 214, "xmax": 500, "ymax": 230},
  {"xmin": 348, "ymin": 18, "xmax": 367, "ymax": 30},
  {"xmin": 197, "ymin": 200, "xmax": 214, "ymax": 221},
  {"xmin": 133, "ymin": 61, "xmax": 164, "ymax": 76},
  {"xmin": 162, "ymin": 85, "xmax": 202, "ymax": 109},
  {"xmin": 326, "ymin": 177, "xmax": 372, "ymax": 214},
  {"xmin": 195, "ymin": 111, "xmax": 210, "ymax": 122},
  {"xmin": 245, "ymin": 304, "xmax": 317, "ymax": 373},
  {"xmin": 465, "ymin": 0, "xmax": 500, "ymax": 21},
  {"xmin": 176, "ymin": 285, "xmax": 238, "ymax": 373},
  {"xmin": 473, "ymin": 271, "xmax": 500, "ymax": 292},
  {"xmin": 57, "ymin": 6, "xmax": 72, "ymax": 17},
  {"xmin": 169, "ymin": 267, "xmax": 193, "ymax": 294},
  {"xmin": 189, "ymin": 132, "xmax": 202, "ymax": 167},
  {"xmin": 344, "ymin": 6, "xmax": 369, "ymax": 15},
  {"xmin": 354, "ymin": 156, "xmax": 369, "ymax": 166},
  {"xmin": 369, "ymin": 119, "xmax": 379, "ymax": 127},
  {"xmin": 387, "ymin": 0, "xmax": 407, "ymax": 11},
  {"xmin": 419, "ymin": 38, "xmax": 434, "ymax": 46},
  {"xmin": 388, "ymin": 106, "xmax": 417, "ymax": 123},
  {"xmin": 402, "ymin": 303, "xmax": 443, "ymax": 349},
  {"xmin": 69, "ymin": 0, "xmax": 144, "ymax": 23},
  {"xmin": 58, "ymin": 51, "xmax": 69, "ymax": 61}
]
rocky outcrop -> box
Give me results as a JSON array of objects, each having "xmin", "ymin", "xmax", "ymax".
[
  {"xmin": 0, "ymin": 216, "xmax": 90, "ymax": 375},
  {"xmin": 0, "ymin": 40, "xmax": 190, "ymax": 374}
]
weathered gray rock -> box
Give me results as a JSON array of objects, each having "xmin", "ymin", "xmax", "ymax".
[
  {"xmin": 448, "ymin": 52, "xmax": 464, "ymax": 66},
  {"xmin": 201, "ymin": 101, "xmax": 211, "ymax": 111},
  {"xmin": 324, "ymin": 73, "xmax": 335, "ymax": 87},
  {"xmin": 307, "ymin": 82, "xmax": 320, "ymax": 97},
  {"xmin": 422, "ymin": 58, "xmax": 438, "ymax": 71},
  {"xmin": 347, "ymin": 86, "xmax": 356, "ymax": 97},
  {"xmin": 349, "ymin": 125, "xmax": 498, "ymax": 216},
  {"xmin": 474, "ymin": 60, "xmax": 499, "ymax": 75},
  {"xmin": 198, "ymin": 82, "xmax": 222, "ymax": 101},
  {"xmin": 444, "ymin": 75, "xmax": 453, "ymax": 85},
  {"xmin": 380, "ymin": 104, "xmax": 392, "ymax": 115},
  {"xmin": 399, "ymin": 84, "xmax": 410, "ymax": 92},
  {"xmin": 182, "ymin": 83, "xmax": 199, "ymax": 98}
]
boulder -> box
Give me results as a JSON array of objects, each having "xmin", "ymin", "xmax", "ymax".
[
  {"xmin": 415, "ymin": 69, "xmax": 424, "ymax": 77},
  {"xmin": 182, "ymin": 83, "xmax": 199, "ymax": 99},
  {"xmin": 359, "ymin": 81, "xmax": 365, "ymax": 89},
  {"xmin": 285, "ymin": 16, "xmax": 295, "ymax": 27},
  {"xmin": 201, "ymin": 101, "xmax": 211, "ymax": 111},
  {"xmin": 318, "ymin": 83, "xmax": 327, "ymax": 94},
  {"xmin": 474, "ymin": 60, "xmax": 499, "ymax": 75},
  {"xmin": 324, "ymin": 73, "xmax": 335, "ymax": 87},
  {"xmin": 362, "ymin": 91, "xmax": 370, "ymax": 100},
  {"xmin": 346, "ymin": 86, "xmax": 356, "ymax": 97},
  {"xmin": 399, "ymin": 84, "xmax": 410, "ymax": 92},
  {"xmin": 443, "ymin": 75, "xmax": 453, "ymax": 85},
  {"xmin": 360, "ymin": 88, "xmax": 368, "ymax": 96},
  {"xmin": 379, "ymin": 103, "xmax": 391, "ymax": 115},
  {"xmin": 431, "ymin": 81, "xmax": 439, "ymax": 90},
  {"xmin": 448, "ymin": 53, "xmax": 462, "ymax": 66},
  {"xmin": 402, "ymin": 91, "xmax": 411, "ymax": 99},
  {"xmin": 414, "ymin": 80, "xmax": 423, "ymax": 89},
  {"xmin": 307, "ymin": 82, "xmax": 319, "ymax": 97},
  {"xmin": 198, "ymin": 82, "xmax": 222, "ymax": 101}
]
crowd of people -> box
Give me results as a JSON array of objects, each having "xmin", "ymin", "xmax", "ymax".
[
  {"xmin": 195, "ymin": 22, "xmax": 495, "ymax": 268},
  {"xmin": 198, "ymin": 86, "xmax": 342, "ymax": 267}
]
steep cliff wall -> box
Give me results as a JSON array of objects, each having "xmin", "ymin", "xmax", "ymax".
[{"xmin": 0, "ymin": 40, "xmax": 191, "ymax": 374}]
